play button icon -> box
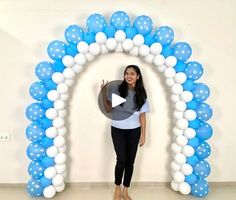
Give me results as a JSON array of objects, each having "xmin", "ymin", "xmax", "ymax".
[{"xmin": 98, "ymin": 80, "xmax": 136, "ymax": 120}]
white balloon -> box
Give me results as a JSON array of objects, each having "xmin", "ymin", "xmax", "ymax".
[
  {"xmin": 175, "ymin": 101, "xmax": 187, "ymax": 111},
  {"xmin": 129, "ymin": 46, "xmax": 139, "ymax": 56},
  {"xmin": 55, "ymin": 164, "xmax": 66, "ymax": 174},
  {"xmin": 115, "ymin": 43, "xmax": 123, "ymax": 52},
  {"xmin": 165, "ymin": 78, "xmax": 175, "ymax": 87},
  {"xmin": 122, "ymin": 39, "xmax": 134, "ymax": 52},
  {"xmin": 154, "ymin": 54, "xmax": 165, "ymax": 66},
  {"xmin": 58, "ymin": 109, "xmax": 66, "ymax": 118},
  {"xmin": 176, "ymin": 119, "xmax": 189, "ymax": 130},
  {"xmin": 133, "ymin": 34, "xmax": 144, "ymax": 46},
  {"xmin": 60, "ymin": 93, "xmax": 69, "ymax": 101},
  {"xmin": 171, "ymin": 161, "xmax": 181, "ymax": 171},
  {"xmin": 62, "ymin": 171, "xmax": 67, "ymax": 178},
  {"xmin": 55, "ymin": 153, "xmax": 67, "ymax": 164},
  {"xmin": 182, "ymin": 145, "xmax": 195, "ymax": 157},
  {"xmin": 95, "ymin": 32, "xmax": 107, "ymax": 44},
  {"xmin": 55, "ymin": 183, "xmax": 65, "ymax": 192},
  {"xmin": 74, "ymin": 53, "xmax": 87, "ymax": 65},
  {"xmin": 173, "ymin": 111, "xmax": 184, "ymax": 120},
  {"xmin": 180, "ymin": 91, "xmax": 193, "ymax": 102},
  {"xmin": 184, "ymin": 109, "xmax": 197, "ymax": 121},
  {"xmin": 45, "ymin": 108, "xmax": 58, "ymax": 119},
  {"xmin": 173, "ymin": 127, "xmax": 183, "ymax": 136},
  {"xmin": 176, "ymin": 135, "xmax": 188, "ymax": 146},
  {"xmin": 171, "ymin": 180, "xmax": 179, "ymax": 191},
  {"xmin": 63, "ymin": 68, "xmax": 75, "ymax": 79},
  {"xmin": 115, "ymin": 30, "xmax": 126, "ymax": 42},
  {"xmin": 47, "ymin": 90, "xmax": 60, "ymax": 101},
  {"xmin": 184, "ymin": 128, "xmax": 196, "ymax": 139},
  {"xmin": 58, "ymin": 145, "xmax": 67, "ymax": 153},
  {"xmin": 89, "ymin": 42, "xmax": 101, "ymax": 56},
  {"xmin": 174, "ymin": 72, "xmax": 187, "ymax": 84},
  {"xmin": 46, "ymin": 145, "xmax": 58, "ymax": 157},
  {"xmin": 45, "ymin": 127, "xmax": 58, "ymax": 138},
  {"xmin": 165, "ymin": 56, "xmax": 177, "ymax": 67},
  {"xmin": 52, "ymin": 174, "xmax": 64, "ymax": 187},
  {"xmin": 157, "ymin": 65, "xmax": 167, "ymax": 73},
  {"xmin": 54, "ymin": 136, "xmax": 65, "ymax": 147},
  {"xmin": 179, "ymin": 182, "xmax": 191, "ymax": 195},
  {"xmin": 106, "ymin": 38, "xmax": 118, "ymax": 51},
  {"xmin": 144, "ymin": 54, "xmax": 155, "ymax": 64},
  {"xmin": 72, "ymin": 64, "xmax": 83, "ymax": 74},
  {"xmin": 101, "ymin": 45, "xmax": 108, "ymax": 54},
  {"xmin": 181, "ymin": 164, "xmax": 193, "ymax": 175},
  {"xmin": 139, "ymin": 45, "xmax": 150, "ymax": 57},
  {"xmin": 150, "ymin": 42, "xmax": 162, "ymax": 55},
  {"xmin": 85, "ymin": 53, "xmax": 95, "ymax": 62},
  {"xmin": 58, "ymin": 127, "xmax": 67, "ymax": 136},
  {"xmin": 53, "ymin": 117, "xmax": 65, "ymax": 129},
  {"xmin": 174, "ymin": 171, "xmax": 185, "ymax": 183},
  {"xmin": 77, "ymin": 41, "xmax": 89, "ymax": 54},
  {"xmin": 174, "ymin": 153, "xmax": 186, "ymax": 165},
  {"xmin": 171, "ymin": 143, "xmax": 182, "ymax": 154},
  {"xmin": 43, "ymin": 185, "xmax": 56, "ymax": 198},
  {"xmin": 171, "ymin": 94, "xmax": 180, "ymax": 102},
  {"xmin": 57, "ymin": 83, "xmax": 68, "ymax": 94},
  {"xmin": 62, "ymin": 55, "xmax": 74, "ymax": 67},
  {"xmin": 44, "ymin": 167, "xmax": 57, "ymax": 179},
  {"xmin": 164, "ymin": 68, "xmax": 176, "ymax": 78},
  {"xmin": 64, "ymin": 79, "xmax": 74, "ymax": 87},
  {"xmin": 171, "ymin": 83, "xmax": 183, "ymax": 95},
  {"xmin": 52, "ymin": 72, "xmax": 64, "ymax": 84}
]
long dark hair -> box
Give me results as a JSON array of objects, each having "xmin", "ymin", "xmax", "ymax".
[{"xmin": 118, "ymin": 65, "xmax": 147, "ymax": 111}]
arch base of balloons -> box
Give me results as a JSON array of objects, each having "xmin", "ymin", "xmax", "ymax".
[{"xmin": 25, "ymin": 11, "xmax": 212, "ymax": 198}]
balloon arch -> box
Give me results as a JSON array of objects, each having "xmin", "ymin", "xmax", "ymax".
[{"xmin": 25, "ymin": 11, "xmax": 213, "ymax": 198}]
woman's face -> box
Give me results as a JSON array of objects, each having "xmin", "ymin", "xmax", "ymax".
[{"xmin": 124, "ymin": 67, "xmax": 140, "ymax": 87}]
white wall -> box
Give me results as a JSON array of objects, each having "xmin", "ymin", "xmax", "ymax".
[{"xmin": 0, "ymin": 0, "xmax": 235, "ymax": 183}]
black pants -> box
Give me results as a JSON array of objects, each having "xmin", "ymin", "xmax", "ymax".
[{"xmin": 111, "ymin": 126, "xmax": 141, "ymax": 187}]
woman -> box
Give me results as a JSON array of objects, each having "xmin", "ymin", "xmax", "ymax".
[{"xmin": 101, "ymin": 65, "xmax": 150, "ymax": 200}]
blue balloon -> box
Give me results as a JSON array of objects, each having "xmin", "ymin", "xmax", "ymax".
[
  {"xmin": 29, "ymin": 81, "xmax": 48, "ymax": 101},
  {"xmin": 45, "ymin": 80, "xmax": 57, "ymax": 90},
  {"xmin": 187, "ymin": 100, "xmax": 199, "ymax": 110},
  {"xmin": 52, "ymin": 60, "xmax": 65, "ymax": 72},
  {"xmin": 185, "ymin": 61, "xmax": 203, "ymax": 80},
  {"xmin": 133, "ymin": 15, "xmax": 153, "ymax": 35},
  {"xmin": 192, "ymin": 83, "xmax": 210, "ymax": 102},
  {"xmin": 26, "ymin": 142, "xmax": 46, "ymax": 161},
  {"xmin": 40, "ymin": 118, "xmax": 53, "ymax": 129},
  {"xmin": 144, "ymin": 34, "xmax": 156, "ymax": 46},
  {"xmin": 195, "ymin": 142, "xmax": 211, "ymax": 160},
  {"xmin": 196, "ymin": 103, "xmax": 213, "ymax": 121},
  {"xmin": 110, "ymin": 11, "xmax": 130, "ymax": 30},
  {"xmin": 154, "ymin": 26, "xmax": 174, "ymax": 45},
  {"xmin": 174, "ymin": 60, "xmax": 186, "ymax": 72},
  {"xmin": 187, "ymin": 155, "xmax": 199, "ymax": 165},
  {"xmin": 172, "ymin": 42, "xmax": 192, "ymax": 62},
  {"xmin": 47, "ymin": 40, "xmax": 66, "ymax": 60},
  {"xmin": 40, "ymin": 176, "xmax": 52, "ymax": 187},
  {"xmin": 84, "ymin": 32, "xmax": 95, "ymax": 44},
  {"xmin": 42, "ymin": 98, "xmax": 53, "ymax": 109},
  {"xmin": 26, "ymin": 122, "xmax": 45, "ymax": 142},
  {"xmin": 28, "ymin": 161, "xmax": 45, "ymax": 179},
  {"xmin": 191, "ymin": 178, "xmax": 209, "ymax": 197},
  {"xmin": 103, "ymin": 25, "xmax": 116, "ymax": 38},
  {"xmin": 194, "ymin": 160, "xmax": 211, "ymax": 178},
  {"xmin": 66, "ymin": 44, "xmax": 78, "ymax": 56},
  {"xmin": 161, "ymin": 45, "xmax": 173, "ymax": 57},
  {"xmin": 86, "ymin": 13, "xmax": 107, "ymax": 33},
  {"xmin": 188, "ymin": 119, "xmax": 201, "ymax": 129},
  {"xmin": 182, "ymin": 79, "xmax": 195, "ymax": 91},
  {"xmin": 35, "ymin": 62, "xmax": 54, "ymax": 81},
  {"xmin": 125, "ymin": 27, "xmax": 137, "ymax": 39},
  {"xmin": 26, "ymin": 103, "xmax": 45, "ymax": 122},
  {"xmin": 41, "ymin": 156, "xmax": 55, "ymax": 168},
  {"xmin": 27, "ymin": 178, "xmax": 44, "ymax": 197},
  {"xmin": 188, "ymin": 137, "xmax": 200, "ymax": 148},
  {"xmin": 185, "ymin": 173, "xmax": 198, "ymax": 185},
  {"xmin": 64, "ymin": 24, "xmax": 84, "ymax": 45},
  {"xmin": 40, "ymin": 137, "xmax": 53, "ymax": 148},
  {"xmin": 196, "ymin": 122, "xmax": 213, "ymax": 141}
]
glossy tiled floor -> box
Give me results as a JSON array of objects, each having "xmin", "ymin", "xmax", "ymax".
[{"xmin": 0, "ymin": 183, "xmax": 235, "ymax": 200}]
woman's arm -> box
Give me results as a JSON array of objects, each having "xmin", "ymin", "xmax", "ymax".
[
  {"xmin": 139, "ymin": 112, "xmax": 146, "ymax": 147},
  {"xmin": 101, "ymin": 80, "xmax": 112, "ymax": 113}
]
